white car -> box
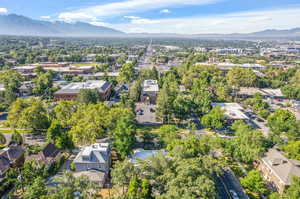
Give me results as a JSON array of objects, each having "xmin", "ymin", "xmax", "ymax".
[{"xmin": 229, "ymin": 190, "xmax": 239, "ymax": 199}]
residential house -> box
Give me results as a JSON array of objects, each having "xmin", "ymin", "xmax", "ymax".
[
  {"xmin": 73, "ymin": 143, "xmax": 111, "ymax": 174},
  {"xmin": 73, "ymin": 143, "xmax": 111, "ymax": 188},
  {"xmin": 54, "ymin": 80, "xmax": 113, "ymax": 101},
  {"xmin": 141, "ymin": 80, "xmax": 159, "ymax": 104},
  {"xmin": 0, "ymin": 146, "xmax": 25, "ymax": 180},
  {"xmin": 258, "ymin": 148, "xmax": 300, "ymax": 194},
  {"xmin": 27, "ymin": 143, "xmax": 62, "ymax": 166}
]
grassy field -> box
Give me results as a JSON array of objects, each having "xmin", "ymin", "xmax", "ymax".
[
  {"xmin": 0, "ymin": 129, "xmax": 31, "ymax": 134},
  {"xmin": 72, "ymin": 63, "xmax": 100, "ymax": 67}
]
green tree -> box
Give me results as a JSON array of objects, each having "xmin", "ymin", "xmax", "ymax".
[
  {"xmin": 32, "ymin": 71, "xmax": 54, "ymax": 98},
  {"xmin": 240, "ymin": 170, "xmax": 269, "ymax": 199},
  {"xmin": 267, "ymin": 109, "xmax": 299, "ymax": 140},
  {"xmin": 54, "ymin": 100, "xmax": 77, "ymax": 128},
  {"xmin": 11, "ymin": 130, "xmax": 23, "ymax": 145},
  {"xmin": 0, "ymin": 70, "xmax": 22, "ymax": 104},
  {"xmin": 129, "ymin": 80, "xmax": 142, "ymax": 102},
  {"xmin": 113, "ymin": 116, "xmax": 136, "ymax": 159},
  {"xmin": 282, "ymin": 140, "xmax": 300, "ymax": 161},
  {"xmin": 157, "ymin": 125, "xmax": 179, "ymax": 146},
  {"xmin": 201, "ymin": 106, "xmax": 225, "ymax": 130},
  {"xmin": 118, "ymin": 63, "xmax": 135, "ymax": 83},
  {"xmin": 23, "ymin": 177, "xmax": 48, "ymax": 199},
  {"xmin": 77, "ymin": 89, "xmax": 100, "ymax": 104},
  {"xmin": 47, "ymin": 121, "xmax": 73, "ymax": 150},
  {"xmin": 283, "ymin": 177, "xmax": 300, "ymax": 199},
  {"xmin": 0, "ymin": 132, "xmax": 6, "ymax": 145},
  {"xmin": 69, "ymin": 103, "xmax": 110, "ymax": 145},
  {"xmin": 226, "ymin": 67, "xmax": 257, "ymax": 88}
]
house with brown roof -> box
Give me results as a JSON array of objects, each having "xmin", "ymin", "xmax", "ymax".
[
  {"xmin": 27, "ymin": 143, "xmax": 62, "ymax": 166},
  {"xmin": 258, "ymin": 148, "xmax": 300, "ymax": 194}
]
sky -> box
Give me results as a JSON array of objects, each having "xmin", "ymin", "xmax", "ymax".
[{"xmin": 1, "ymin": 0, "xmax": 300, "ymax": 34}]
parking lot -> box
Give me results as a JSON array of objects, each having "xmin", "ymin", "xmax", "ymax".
[{"xmin": 135, "ymin": 103, "xmax": 162, "ymax": 125}]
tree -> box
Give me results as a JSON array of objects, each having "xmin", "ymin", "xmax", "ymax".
[
  {"xmin": 267, "ymin": 109, "xmax": 299, "ymax": 140},
  {"xmin": 49, "ymin": 171, "xmax": 97, "ymax": 199},
  {"xmin": 118, "ymin": 63, "xmax": 135, "ymax": 83},
  {"xmin": 11, "ymin": 130, "xmax": 23, "ymax": 145},
  {"xmin": 283, "ymin": 177, "xmax": 300, "ymax": 199},
  {"xmin": 157, "ymin": 125, "xmax": 179, "ymax": 146},
  {"xmin": 157, "ymin": 80, "xmax": 178, "ymax": 123},
  {"xmin": 77, "ymin": 89, "xmax": 100, "ymax": 104},
  {"xmin": 0, "ymin": 70, "xmax": 22, "ymax": 104},
  {"xmin": 23, "ymin": 177, "xmax": 47, "ymax": 199},
  {"xmin": 229, "ymin": 121, "xmax": 266, "ymax": 163},
  {"xmin": 69, "ymin": 103, "xmax": 110, "ymax": 145},
  {"xmin": 172, "ymin": 94, "xmax": 193, "ymax": 121},
  {"xmin": 18, "ymin": 99, "xmax": 50, "ymax": 133},
  {"xmin": 113, "ymin": 116, "xmax": 136, "ymax": 159},
  {"xmin": 47, "ymin": 121, "xmax": 73, "ymax": 150},
  {"xmin": 129, "ymin": 80, "xmax": 142, "ymax": 102},
  {"xmin": 8, "ymin": 98, "xmax": 50, "ymax": 133},
  {"xmin": 0, "ymin": 132, "xmax": 6, "ymax": 145},
  {"xmin": 111, "ymin": 160, "xmax": 137, "ymax": 195},
  {"xmin": 32, "ymin": 71, "xmax": 54, "ymax": 98},
  {"xmin": 240, "ymin": 170, "xmax": 269, "ymax": 199},
  {"xmin": 54, "ymin": 100, "xmax": 77, "ymax": 129},
  {"xmin": 201, "ymin": 106, "xmax": 225, "ymax": 130},
  {"xmin": 282, "ymin": 140, "xmax": 300, "ymax": 161},
  {"xmin": 226, "ymin": 67, "xmax": 257, "ymax": 88}
]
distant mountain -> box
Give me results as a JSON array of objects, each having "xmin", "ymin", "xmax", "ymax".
[
  {"xmin": 0, "ymin": 13, "xmax": 300, "ymax": 39},
  {"xmin": 0, "ymin": 14, "xmax": 124, "ymax": 37}
]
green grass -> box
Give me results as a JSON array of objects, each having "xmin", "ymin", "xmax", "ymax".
[
  {"xmin": 72, "ymin": 63, "xmax": 99, "ymax": 67},
  {"xmin": 0, "ymin": 129, "xmax": 31, "ymax": 134}
]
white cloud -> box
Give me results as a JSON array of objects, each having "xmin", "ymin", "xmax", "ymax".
[
  {"xmin": 111, "ymin": 7, "xmax": 300, "ymax": 34},
  {"xmin": 40, "ymin": 16, "xmax": 51, "ymax": 19},
  {"xmin": 58, "ymin": 0, "xmax": 219, "ymax": 21},
  {"xmin": 0, "ymin": 8, "xmax": 8, "ymax": 14},
  {"xmin": 124, "ymin": 16, "xmax": 140, "ymax": 19},
  {"xmin": 160, "ymin": 9, "xmax": 171, "ymax": 14}
]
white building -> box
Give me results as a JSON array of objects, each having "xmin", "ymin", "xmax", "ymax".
[{"xmin": 141, "ymin": 80, "xmax": 159, "ymax": 104}]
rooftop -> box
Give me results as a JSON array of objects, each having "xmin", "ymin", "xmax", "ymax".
[
  {"xmin": 142, "ymin": 80, "xmax": 159, "ymax": 92},
  {"xmin": 212, "ymin": 103, "xmax": 249, "ymax": 120},
  {"xmin": 238, "ymin": 87, "xmax": 283, "ymax": 97},
  {"xmin": 74, "ymin": 143, "xmax": 110, "ymax": 164},
  {"xmin": 261, "ymin": 148, "xmax": 300, "ymax": 186},
  {"xmin": 55, "ymin": 80, "xmax": 112, "ymax": 95}
]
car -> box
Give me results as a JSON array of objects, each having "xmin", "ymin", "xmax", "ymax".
[
  {"xmin": 150, "ymin": 108, "xmax": 155, "ymax": 112},
  {"xmin": 229, "ymin": 190, "xmax": 239, "ymax": 199}
]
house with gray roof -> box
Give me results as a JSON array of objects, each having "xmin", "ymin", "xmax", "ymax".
[
  {"xmin": 258, "ymin": 148, "xmax": 300, "ymax": 193},
  {"xmin": 73, "ymin": 143, "xmax": 111, "ymax": 174}
]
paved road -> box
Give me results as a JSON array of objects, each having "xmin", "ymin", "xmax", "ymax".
[
  {"xmin": 137, "ymin": 39, "xmax": 154, "ymax": 70},
  {"xmin": 220, "ymin": 169, "xmax": 249, "ymax": 199}
]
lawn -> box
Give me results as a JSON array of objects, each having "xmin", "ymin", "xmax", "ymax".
[
  {"xmin": 0, "ymin": 129, "xmax": 31, "ymax": 134},
  {"xmin": 72, "ymin": 63, "xmax": 100, "ymax": 67}
]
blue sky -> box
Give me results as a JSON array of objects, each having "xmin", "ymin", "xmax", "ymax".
[{"xmin": 1, "ymin": 0, "xmax": 300, "ymax": 34}]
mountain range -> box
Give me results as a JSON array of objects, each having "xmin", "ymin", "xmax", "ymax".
[
  {"xmin": 0, "ymin": 14, "xmax": 124, "ymax": 37},
  {"xmin": 0, "ymin": 14, "xmax": 300, "ymax": 38}
]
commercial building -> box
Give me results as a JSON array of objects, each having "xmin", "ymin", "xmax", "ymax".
[
  {"xmin": 141, "ymin": 80, "xmax": 159, "ymax": 104},
  {"xmin": 238, "ymin": 87, "xmax": 284, "ymax": 99},
  {"xmin": 54, "ymin": 80, "xmax": 112, "ymax": 100},
  {"xmin": 258, "ymin": 148, "xmax": 300, "ymax": 194}
]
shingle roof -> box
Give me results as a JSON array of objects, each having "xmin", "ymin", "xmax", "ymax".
[
  {"xmin": 0, "ymin": 146, "xmax": 24, "ymax": 163},
  {"xmin": 261, "ymin": 148, "xmax": 300, "ymax": 185},
  {"xmin": 41, "ymin": 143, "xmax": 60, "ymax": 159}
]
